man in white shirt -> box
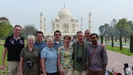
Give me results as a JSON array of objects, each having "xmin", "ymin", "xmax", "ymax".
[{"xmin": 123, "ymin": 63, "xmax": 131, "ymax": 75}]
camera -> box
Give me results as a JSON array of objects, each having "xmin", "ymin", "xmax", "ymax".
[
  {"xmin": 76, "ymin": 57, "xmax": 82, "ymax": 62},
  {"xmin": 27, "ymin": 61, "xmax": 33, "ymax": 68}
]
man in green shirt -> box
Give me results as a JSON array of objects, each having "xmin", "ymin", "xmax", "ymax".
[{"xmin": 72, "ymin": 31, "xmax": 90, "ymax": 75}]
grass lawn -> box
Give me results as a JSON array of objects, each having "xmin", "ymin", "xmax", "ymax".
[
  {"xmin": 0, "ymin": 45, "xmax": 7, "ymax": 75},
  {"xmin": 102, "ymin": 40, "xmax": 130, "ymax": 44},
  {"xmin": 106, "ymin": 45, "xmax": 133, "ymax": 56}
]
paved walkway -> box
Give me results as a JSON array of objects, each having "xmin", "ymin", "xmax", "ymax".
[{"xmin": 107, "ymin": 50, "xmax": 133, "ymax": 73}]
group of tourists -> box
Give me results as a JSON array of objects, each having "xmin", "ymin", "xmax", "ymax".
[{"xmin": 0, "ymin": 25, "xmax": 108, "ymax": 75}]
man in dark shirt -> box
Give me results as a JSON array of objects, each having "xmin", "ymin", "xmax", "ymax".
[
  {"xmin": 1, "ymin": 25, "xmax": 24, "ymax": 75},
  {"xmin": 86, "ymin": 33, "xmax": 108, "ymax": 75}
]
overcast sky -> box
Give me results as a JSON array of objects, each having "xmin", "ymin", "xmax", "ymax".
[{"xmin": 1, "ymin": 0, "xmax": 133, "ymax": 34}]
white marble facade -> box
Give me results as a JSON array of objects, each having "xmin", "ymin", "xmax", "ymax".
[{"xmin": 40, "ymin": 6, "xmax": 92, "ymax": 36}]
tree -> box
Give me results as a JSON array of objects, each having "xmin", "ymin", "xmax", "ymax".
[
  {"xmin": 21, "ymin": 24, "xmax": 38, "ymax": 38},
  {"xmin": 108, "ymin": 26, "xmax": 114, "ymax": 35},
  {"xmin": 99, "ymin": 23, "xmax": 109, "ymax": 41},
  {"xmin": 116, "ymin": 18, "xmax": 133, "ymax": 37},
  {"xmin": 0, "ymin": 17, "xmax": 13, "ymax": 39},
  {"xmin": 99, "ymin": 25, "xmax": 104, "ymax": 35},
  {"xmin": 130, "ymin": 35, "xmax": 133, "ymax": 52},
  {"xmin": 109, "ymin": 18, "xmax": 117, "ymax": 35},
  {"xmin": 114, "ymin": 24, "xmax": 119, "ymax": 41},
  {"xmin": 128, "ymin": 21, "xmax": 133, "ymax": 31},
  {"xmin": 110, "ymin": 18, "xmax": 117, "ymax": 26},
  {"xmin": 104, "ymin": 23, "xmax": 109, "ymax": 36}
]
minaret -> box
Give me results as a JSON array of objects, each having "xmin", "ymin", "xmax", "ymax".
[
  {"xmin": 81, "ymin": 18, "xmax": 83, "ymax": 32},
  {"xmin": 51, "ymin": 19, "xmax": 54, "ymax": 33},
  {"xmin": 40, "ymin": 12, "xmax": 44, "ymax": 33},
  {"xmin": 89, "ymin": 12, "xmax": 92, "ymax": 33},
  {"xmin": 44, "ymin": 18, "xmax": 46, "ymax": 33}
]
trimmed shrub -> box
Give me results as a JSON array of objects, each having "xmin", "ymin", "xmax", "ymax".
[
  {"xmin": 73, "ymin": 35, "xmax": 76, "ymax": 39},
  {"xmin": 125, "ymin": 35, "xmax": 126, "ymax": 43},
  {"xmin": 130, "ymin": 35, "xmax": 133, "ymax": 52},
  {"xmin": 111, "ymin": 35, "xmax": 114, "ymax": 47},
  {"xmin": 119, "ymin": 35, "xmax": 122, "ymax": 50},
  {"xmin": 108, "ymin": 35, "xmax": 110, "ymax": 41},
  {"xmin": 100, "ymin": 35, "xmax": 103, "ymax": 44}
]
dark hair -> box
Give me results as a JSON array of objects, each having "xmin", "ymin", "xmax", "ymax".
[
  {"xmin": 54, "ymin": 30, "xmax": 61, "ymax": 35},
  {"xmin": 117, "ymin": 73, "xmax": 122, "ymax": 75},
  {"xmin": 90, "ymin": 33, "xmax": 98, "ymax": 39},
  {"xmin": 124, "ymin": 63, "xmax": 129, "ymax": 67},
  {"xmin": 76, "ymin": 31, "xmax": 83, "ymax": 35},
  {"xmin": 36, "ymin": 31, "xmax": 44, "ymax": 37},
  {"xmin": 14, "ymin": 25, "xmax": 22, "ymax": 29},
  {"xmin": 64, "ymin": 35, "xmax": 71, "ymax": 40}
]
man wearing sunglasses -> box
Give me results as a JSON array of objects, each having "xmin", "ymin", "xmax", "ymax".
[
  {"xmin": 53, "ymin": 30, "xmax": 63, "ymax": 51},
  {"xmin": 53, "ymin": 30, "xmax": 63, "ymax": 75}
]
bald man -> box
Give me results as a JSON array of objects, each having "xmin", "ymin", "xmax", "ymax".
[{"xmin": 84, "ymin": 29, "xmax": 91, "ymax": 42}]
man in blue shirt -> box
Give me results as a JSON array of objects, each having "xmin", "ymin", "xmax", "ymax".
[
  {"xmin": 52, "ymin": 30, "xmax": 63, "ymax": 75},
  {"xmin": 53, "ymin": 30, "xmax": 63, "ymax": 50},
  {"xmin": 34, "ymin": 31, "xmax": 46, "ymax": 52}
]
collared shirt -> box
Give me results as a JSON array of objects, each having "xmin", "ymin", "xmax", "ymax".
[
  {"xmin": 13, "ymin": 36, "xmax": 20, "ymax": 41},
  {"xmin": 86, "ymin": 44, "xmax": 108, "ymax": 71},
  {"xmin": 34, "ymin": 41, "xmax": 46, "ymax": 52},
  {"xmin": 20, "ymin": 46, "xmax": 40, "ymax": 75},
  {"xmin": 4, "ymin": 34, "xmax": 24, "ymax": 61},
  {"xmin": 58, "ymin": 45, "xmax": 73, "ymax": 71},
  {"xmin": 72, "ymin": 41, "xmax": 90, "ymax": 71},
  {"xmin": 53, "ymin": 41, "xmax": 63, "ymax": 50},
  {"xmin": 41, "ymin": 46, "xmax": 58, "ymax": 73}
]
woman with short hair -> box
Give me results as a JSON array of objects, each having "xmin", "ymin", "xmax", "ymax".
[
  {"xmin": 58, "ymin": 36, "xmax": 74, "ymax": 75},
  {"xmin": 20, "ymin": 35, "xmax": 40, "ymax": 75},
  {"xmin": 41, "ymin": 37, "xmax": 58, "ymax": 75}
]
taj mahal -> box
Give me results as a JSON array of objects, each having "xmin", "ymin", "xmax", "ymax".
[{"xmin": 40, "ymin": 6, "xmax": 92, "ymax": 36}]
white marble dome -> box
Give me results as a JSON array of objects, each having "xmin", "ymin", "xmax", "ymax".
[
  {"xmin": 71, "ymin": 17, "xmax": 75, "ymax": 19},
  {"xmin": 58, "ymin": 7, "xmax": 72, "ymax": 19},
  {"xmin": 55, "ymin": 17, "xmax": 60, "ymax": 19}
]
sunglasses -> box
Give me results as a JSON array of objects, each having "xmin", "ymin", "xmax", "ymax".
[{"xmin": 55, "ymin": 34, "xmax": 61, "ymax": 36}]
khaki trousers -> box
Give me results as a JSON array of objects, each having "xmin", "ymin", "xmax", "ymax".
[
  {"xmin": 62, "ymin": 69, "xmax": 73, "ymax": 75},
  {"xmin": 74, "ymin": 70, "xmax": 86, "ymax": 75},
  {"xmin": 8, "ymin": 61, "xmax": 20, "ymax": 75}
]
